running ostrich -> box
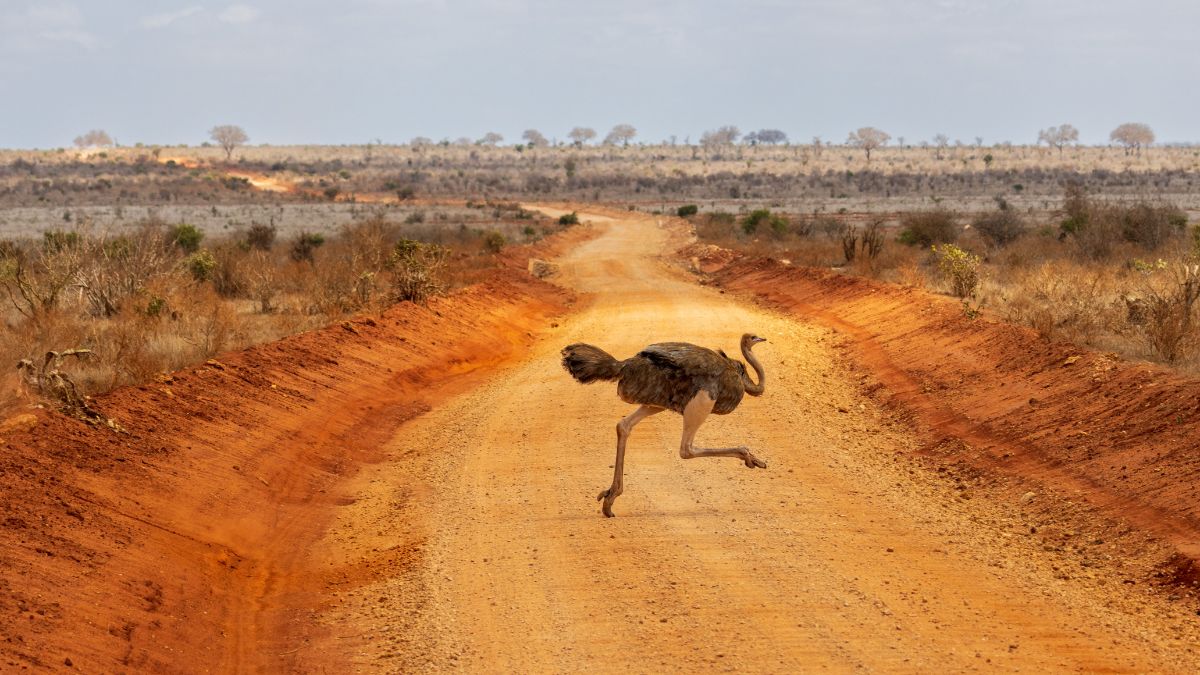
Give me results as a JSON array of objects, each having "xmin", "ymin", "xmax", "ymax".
[{"xmin": 561, "ymin": 333, "xmax": 767, "ymax": 517}]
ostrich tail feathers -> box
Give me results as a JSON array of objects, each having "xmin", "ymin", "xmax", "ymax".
[{"xmin": 561, "ymin": 344, "xmax": 623, "ymax": 383}]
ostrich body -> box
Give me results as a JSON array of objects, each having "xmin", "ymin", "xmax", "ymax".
[{"xmin": 561, "ymin": 333, "xmax": 767, "ymax": 517}]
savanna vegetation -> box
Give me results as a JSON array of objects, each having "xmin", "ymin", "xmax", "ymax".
[
  {"xmin": 687, "ymin": 185, "xmax": 1200, "ymax": 370},
  {"xmin": 1, "ymin": 201, "xmax": 570, "ymax": 413}
]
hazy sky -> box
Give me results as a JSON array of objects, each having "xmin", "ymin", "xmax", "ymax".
[{"xmin": 2, "ymin": 0, "xmax": 1197, "ymax": 148}]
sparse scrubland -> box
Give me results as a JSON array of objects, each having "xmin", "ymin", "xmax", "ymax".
[
  {"xmin": 687, "ymin": 184, "xmax": 1200, "ymax": 371},
  {"xmin": 3, "ymin": 140, "xmax": 1199, "ymax": 404},
  {"xmin": 4, "ymin": 143, "xmax": 1200, "ymax": 217},
  {"xmin": 0, "ymin": 198, "xmax": 567, "ymax": 412}
]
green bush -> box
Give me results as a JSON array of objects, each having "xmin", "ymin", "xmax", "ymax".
[
  {"xmin": 483, "ymin": 230, "xmax": 506, "ymax": 253},
  {"xmin": 677, "ymin": 204, "xmax": 699, "ymax": 218},
  {"xmin": 559, "ymin": 212, "xmax": 580, "ymax": 226},
  {"xmin": 169, "ymin": 223, "xmax": 204, "ymax": 253},
  {"xmin": 932, "ymin": 244, "xmax": 981, "ymax": 298},
  {"xmin": 185, "ymin": 249, "xmax": 217, "ymax": 282},
  {"xmin": 742, "ymin": 209, "xmax": 772, "ymax": 235},
  {"xmin": 42, "ymin": 230, "xmax": 80, "ymax": 252}
]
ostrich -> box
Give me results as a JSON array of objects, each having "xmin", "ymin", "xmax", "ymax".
[{"xmin": 561, "ymin": 333, "xmax": 767, "ymax": 517}]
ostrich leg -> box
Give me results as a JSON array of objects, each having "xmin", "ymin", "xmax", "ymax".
[
  {"xmin": 598, "ymin": 404, "xmax": 663, "ymax": 517},
  {"xmin": 679, "ymin": 392, "xmax": 768, "ymax": 468}
]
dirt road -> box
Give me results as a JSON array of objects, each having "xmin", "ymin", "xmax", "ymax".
[{"xmin": 300, "ymin": 209, "xmax": 1198, "ymax": 672}]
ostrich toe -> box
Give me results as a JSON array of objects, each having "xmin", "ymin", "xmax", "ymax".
[{"xmin": 744, "ymin": 453, "xmax": 767, "ymax": 469}]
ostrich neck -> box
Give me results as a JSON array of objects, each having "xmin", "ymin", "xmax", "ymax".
[{"xmin": 741, "ymin": 343, "xmax": 765, "ymax": 396}]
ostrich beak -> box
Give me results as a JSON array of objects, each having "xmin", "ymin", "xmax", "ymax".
[{"xmin": 753, "ymin": 336, "xmax": 767, "ymax": 344}]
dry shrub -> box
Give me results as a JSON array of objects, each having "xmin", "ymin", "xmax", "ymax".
[
  {"xmin": 74, "ymin": 223, "xmax": 174, "ymax": 317},
  {"xmin": 1060, "ymin": 184, "xmax": 1187, "ymax": 259},
  {"xmin": 0, "ymin": 233, "xmax": 84, "ymax": 326},
  {"xmin": 973, "ymin": 201, "xmax": 1025, "ymax": 248},
  {"xmin": 389, "ymin": 239, "xmax": 447, "ymax": 304},
  {"xmin": 899, "ymin": 209, "xmax": 958, "ymax": 246},
  {"xmin": 1123, "ymin": 263, "xmax": 1200, "ymax": 363},
  {"xmin": 998, "ymin": 261, "xmax": 1119, "ymax": 343}
]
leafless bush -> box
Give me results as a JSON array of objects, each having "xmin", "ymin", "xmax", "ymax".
[
  {"xmin": 840, "ymin": 225, "xmax": 859, "ymax": 263},
  {"xmin": 74, "ymin": 224, "xmax": 175, "ymax": 317},
  {"xmin": 861, "ymin": 220, "xmax": 885, "ymax": 260},
  {"xmin": 0, "ymin": 233, "xmax": 84, "ymax": 326},
  {"xmin": 244, "ymin": 223, "xmax": 277, "ymax": 251},
  {"xmin": 1124, "ymin": 263, "xmax": 1200, "ymax": 363},
  {"xmin": 244, "ymin": 250, "xmax": 281, "ymax": 313}
]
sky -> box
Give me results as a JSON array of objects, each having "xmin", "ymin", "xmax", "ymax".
[{"xmin": 1, "ymin": 0, "xmax": 1197, "ymax": 148}]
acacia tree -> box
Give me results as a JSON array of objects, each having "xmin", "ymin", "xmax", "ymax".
[
  {"xmin": 603, "ymin": 123, "xmax": 637, "ymax": 146},
  {"xmin": 522, "ymin": 129, "xmax": 548, "ymax": 147},
  {"xmin": 568, "ymin": 127, "xmax": 597, "ymax": 146},
  {"xmin": 846, "ymin": 127, "xmax": 890, "ymax": 161},
  {"xmin": 478, "ymin": 132, "xmax": 503, "ymax": 146},
  {"xmin": 747, "ymin": 129, "xmax": 787, "ymax": 145},
  {"xmin": 73, "ymin": 129, "xmax": 114, "ymax": 148},
  {"xmin": 699, "ymin": 125, "xmax": 740, "ymax": 147},
  {"xmin": 1037, "ymin": 124, "xmax": 1079, "ymax": 155},
  {"xmin": 210, "ymin": 125, "xmax": 249, "ymax": 160},
  {"xmin": 1110, "ymin": 123, "xmax": 1154, "ymax": 155}
]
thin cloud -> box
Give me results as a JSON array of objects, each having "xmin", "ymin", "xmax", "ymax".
[
  {"xmin": 218, "ymin": 4, "xmax": 260, "ymax": 24},
  {"xmin": 140, "ymin": 6, "xmax": 204, "ymax": 30},
  {"xmin": 37, "ymin": 28, "xmax": 98, "ymax": 49}
]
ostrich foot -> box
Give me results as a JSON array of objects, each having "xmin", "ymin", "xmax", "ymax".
[
  {"xmin": 597, "ymin": 487, "xmax": 621, "ymax": 518},
  {"xmin": 743, "ymin": 450, "xmax": 767, "ymax": 469}
]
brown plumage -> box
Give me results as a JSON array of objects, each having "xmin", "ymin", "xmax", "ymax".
[
  {"xmin": 562, "ymin": 335, "xmax": 765, "ymax": 414},
  {"xmin": 562, "ymin": 333, "xmax": 769, "ymax": 517}
]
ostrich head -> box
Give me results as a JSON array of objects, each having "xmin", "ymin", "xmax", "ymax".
[
  {"xmin": 739, "ymin": 333, "xmax": 766, "ymax": 396},
  {"xmin": 741, "ymin": 333, "xmax": 767, "ymax": 348}
]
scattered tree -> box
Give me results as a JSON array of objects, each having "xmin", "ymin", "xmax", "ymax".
[
  {"xmin": 478, "ymin": 132, "xmax": 503, "ymax": 146},
  {"xmin": 1038, "ymin": 124, "xmax": 1079, "ymax": 155},
  {"xmin": 846, "ymin": 127, "xmax": 890, "ymax": 161},
  {"xmin": 700, "ymin": 125, "xmax": 741, "ymax": 148},
  {"xmin": 1110, "ymin": 123, "xmax": 1155, "ymax": 155},
  {"xmin": 410, "ymin": 136, "xmax": 433, "ymax": 148},
  {"xmin": 603, "ymin": 124, "xmax": 637, "ymax": 146},
  {"xmin": 73, "ymin": 129, "xmax": 113, "ymax": 149},
  {"xmin": 746, "ymin": 129, "xmax": 788, "ymax": 145},
  {"xmin": 568, "ymin": 127, "xmax": 597, "ymax": 146},
  {"xmin": 932, "ymin": 133, "xmax": 949, "ymax": 159},
  {"xmin": 522, "ymin": 129, "xmax": 549, "ymax": 147},
  {"xmin": 210, "ymin": 124, "xmax": 249, "ymax": 160}
]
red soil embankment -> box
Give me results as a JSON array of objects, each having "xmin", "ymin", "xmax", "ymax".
[
  {"xmin": 0, "ymin": 270, "xmax": 572, "ymax": 672},
  {"xmin": 695, "ymin": 248, "xmax": 1200, "ymax": 577}
]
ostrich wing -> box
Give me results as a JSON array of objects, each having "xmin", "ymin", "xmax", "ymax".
[
  {"xmin": 638, "ymin": 342, "xmax": 727, "ymax": 380},
  {"xmin": 619, "ymin": 342, "xmax": 745, "ymax": 414}
]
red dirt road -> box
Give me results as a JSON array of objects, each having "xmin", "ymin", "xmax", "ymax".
[{"xmin": 3, "ymin": 208, "xmax": 1199, "ymax": 672}]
